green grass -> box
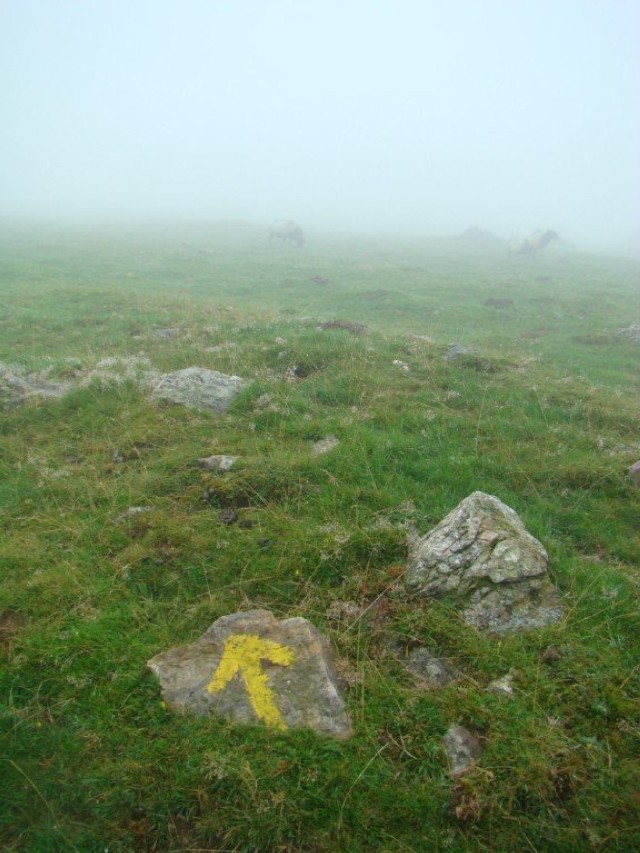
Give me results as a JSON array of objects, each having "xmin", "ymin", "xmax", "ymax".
[{"xmin": 1, "ymin": 224, "xmax": 639, "ymax": 851}]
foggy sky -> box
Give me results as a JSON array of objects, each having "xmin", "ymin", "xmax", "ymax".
[{"xmin": 2, "ymin": 0, "xmax": 639, "ymax": 247}]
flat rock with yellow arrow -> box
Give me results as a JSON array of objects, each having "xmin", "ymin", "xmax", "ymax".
[{"xmin": 147, "ymin": 609, "xmax": 352, "ymax": 739}]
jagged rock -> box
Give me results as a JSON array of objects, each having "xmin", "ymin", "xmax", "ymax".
[
  {"xmin": 147, "ymin": 610, "xmax": 352, "ymax": 738},
  {"xmin": 405, "ymin": 491, "xmax": 563, "ymax": 633},
  {"xmin": 442, "ymin": 724, "xmax": 483, "ymax": 775},
  {"xmin": 150, "ymin": 367, "xmax": 249, "ymax": 413},
  {"xmin": 629, "ymin": 461, "xmax": 640, "ymax": 487},
  {"xmin": 396, "ymin": 646, "xmax": 459, "ymax": 688},
  {"xmin": 197, "ymin": 454, "xmax": 238, "ymax": 472}
]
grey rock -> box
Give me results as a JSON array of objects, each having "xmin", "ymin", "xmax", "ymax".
[
  {"xmin": 312, "ymin": 436, "xmax": 340, "ymax": 455},
  {"xmin": 1, "ymin": 356, "xmax": 158, "ymax": 410},
  {"xmin": 445, "ymin": 343, "xmax": 476, "ymax": 360},
  {"xmin": 197, "ymin": 454, "xmax": 238, "ymax": 472},
  {"xmin": 405, "ymin": 491, "xmax": 563, "ymax": 633},
  {"xmin": 0, "ymin": 362, "xmax": 72, "ymax": 409},
  {"xmin": 114, "ymin": 505, "xmax": 153, "ymax": 524},
  {"xmin": 147, "ymin": 610, "xmax": 352, "ymax": 738},
  {"xmin": 444, "ymin": 344, "xmax": 494, "ymax": 372},
  {"xmin": 150, "ymin": 367, "xmax": 249, "ymax": 413},
  {"xmin": 326, "ymin": 600, "xmax": 364, "ymax": 625},
  {"xmin": 219, "ymin": 508, "xmax": 238, "ymax": 526},
  {"xmin": 617, "ymin": 324, "xmax": 640, "ymax": 343},
  {"xmin": 629, "ymin": 461, "xmax": 640, "ymax": 487},
  {"xmin": 442, "ymin": 724, "xmax": 483, "ymax": 775},
  {"xmin": 397, "ymin": 647, "xmax": 459, "ymax": 688},
  {"xmin": 484, "ymin": 297, "xmax": 513, "ymax": 309},
  {"xmin": 151, "ymin": 328, "xmax": 182, "ymax": 340}
]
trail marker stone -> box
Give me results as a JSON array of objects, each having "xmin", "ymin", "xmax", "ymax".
[{"xmin": 147, "ymin": 610, "xmax": 352, "ymax": 738}]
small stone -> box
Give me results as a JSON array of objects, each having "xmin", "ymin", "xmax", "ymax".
[
  {"xmin": 484, "ymin": 298, "xmax": 513, "ymax": 309},
  {"xmin": 114, "ymin": 506, "xmax": 153, "ymax": 524},
  {"xmin": 326, "ymin": 601, "xmax": 365, "ymax": 625},
  {"xmin": 219, "ymin": 508, "xmax": 238, "ymax": 526},
  {"xmin": 197, "ymin": 454, "xmax": 238, "ymax": 472},
  {"xmin": 147, "ymin": 609, "xmax": 352, "ymax": 738},
  {"xmin": 151, "ymin": 328, "xmax": 182, "ymax": 340},
  {"xmin": 312, "ymin": 436, "xmax": 340, "ymax": 455},
  {"xmin": 442, "ymin": 724, "xmax": 483, "ymax": 775},
  {"xmin": 629, "ymin": 461, "xmax": 640, "ymax": 487},
  {"xmin": 392, "ymin": 359, "xmax": 410, "ymax": 371},
  {"xmin": 397, "ymin": 646, "xmax": 459, "ymax": 688},
  {"xmin": 445, "ymin": 344, "xmax": 494, "ymax": 372},
  {"xmin": 486, "ymin": 673, "xmax": 515, "ymax": 696},
  {"xmin": 541, "ymin": 646, "xmax": 563, "ymax": 663}
]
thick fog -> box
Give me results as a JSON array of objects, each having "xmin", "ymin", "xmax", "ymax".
[{"xmin": 2, "ymin": 0, "xmax": 639, "ymax": 249}]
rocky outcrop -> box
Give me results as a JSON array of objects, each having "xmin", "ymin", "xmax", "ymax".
[
  {"xmin": 147, "ymin": 610, "xmax": 352, "ymax": 738},
  {"xmin": 405, "ymin": 491, "xmax": 563, "ymax": 633}
]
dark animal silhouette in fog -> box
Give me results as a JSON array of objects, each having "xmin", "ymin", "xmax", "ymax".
[
  {"xmin": 269, "ymin": 220, "xmax": 305, "ymax": 247},
  {"xmin": 511, "ymin": 230, "xmax": 559, "ymax": 257}
]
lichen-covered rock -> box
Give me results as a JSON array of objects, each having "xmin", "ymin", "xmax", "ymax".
[
  {"xmin": 150, "ymin": 367, "xmax": 249, "ymax": 413},
  {"xmin": 442, "ymin": 724, "xmax": 482, "ymax": 775},
  {"xmin": 405, "ymin": 491, "xmax": 563, "ymax": 633},
  {"xmin": 147, "ymin": 610, "xmax": 352, "ymax": 738}
]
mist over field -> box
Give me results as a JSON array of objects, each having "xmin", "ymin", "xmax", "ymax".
[{"xmin": 1, "ymin": 0, "xmax": 639, "ymax": 250}]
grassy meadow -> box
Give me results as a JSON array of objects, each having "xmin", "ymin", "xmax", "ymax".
[{"xmin": 1, "ymin": 223, "xmax": 639, "ymax": 851}]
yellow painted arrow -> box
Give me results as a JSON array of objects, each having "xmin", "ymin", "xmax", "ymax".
[{"xmin": 206, "ymin": 634, "xmax": 295, "ymax": 731}]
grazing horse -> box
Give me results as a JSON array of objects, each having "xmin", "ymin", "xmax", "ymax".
[
  {"xmin": 512, "ymin": 230, "xmax": 559, "ymax": 257},
  {"xmin": 269, "ymin": 220, "xmax": 305, "ymax": 247}
]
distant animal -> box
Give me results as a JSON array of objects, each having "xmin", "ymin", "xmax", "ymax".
[
  {"xmin": 511, "ymin": 230, "xmax": 559, "ymax": 257},
  {"xmin": 269, "ymin": 220, "xmax": 305, "ymax": 247}
]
